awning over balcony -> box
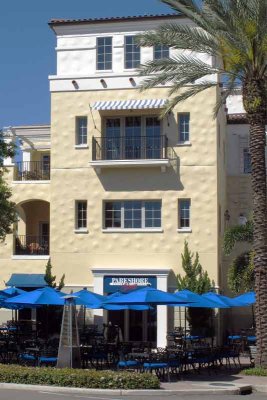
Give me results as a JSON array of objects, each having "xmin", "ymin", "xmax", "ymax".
[
  {"xmin": 91, "ymin": 99, "xmax": 167, "ymax": 111},
  {"xmin": 6, "ymin": 274, "xmax": 48, "ymax": 288}
]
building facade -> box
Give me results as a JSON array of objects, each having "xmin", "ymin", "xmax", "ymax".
[{"xmin": 1, "ymin": 14, "xmax": 234, "ymax": 346}]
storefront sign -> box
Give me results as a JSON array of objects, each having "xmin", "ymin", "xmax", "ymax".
[{"xmin": 104, "ymin": 276, "xmax": 157, "ymax": 293}]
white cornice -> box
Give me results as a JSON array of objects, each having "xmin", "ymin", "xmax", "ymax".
[{"xmin": 91, "ymin": 267, "xmax": 171, "ymax": 277}]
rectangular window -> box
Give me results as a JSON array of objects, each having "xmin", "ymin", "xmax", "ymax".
[
  {"xmin": 97, "ymin": 37, "xmax": 112, "ymax": 70},
  {"xmin": 76, "ymin": 201, "xmax": 87, "ymax": 229},
  {"xmin": 178, "ymin": 113, "xmax": 190, "ymax": 143},
  {"xmin": 125, "ymin": 36, "xmax": 140, "ymax": 69},
  {"xmin": 243, "ymin": 148, "xmax": 251, "ymax": 173},
  {"xmin": 76, "ymin": 117, "xmax": 87, "ymax": 145},
  {"xmin": 179, "ymin": 199, "xmax": 191, "ymax": 229},
  {"xmin": 154, "ymin": 45, "xmax": 169, "ymax": 60},
  {"xmin": 104, "ymin": 200, "xmax": 161, "ymax": 229}
]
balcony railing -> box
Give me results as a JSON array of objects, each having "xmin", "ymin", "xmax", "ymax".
[
  {"xmin": 14, "ymin": 161, "xmax": 50, "ymax": 181},
  {"xmin": 92, "ymin": 135, "xmax": 168, "ymax": 161},
  {"xmin": 14, "ymin": 235, "xmax": 49, "ymax": 256}
]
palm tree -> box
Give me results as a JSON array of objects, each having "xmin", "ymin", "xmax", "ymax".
[{"xmin": 139, "ymin": 0, "xmax": 267, "ymax": 366}]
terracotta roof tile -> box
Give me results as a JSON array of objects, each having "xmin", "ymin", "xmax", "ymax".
[{"xmin": 49, "ymin": 13, "xmax": 182, "ymax": 26}]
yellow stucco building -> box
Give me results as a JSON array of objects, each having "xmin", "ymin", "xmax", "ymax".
[{"xmin": 1, "ymin": 13, "xmax": 250, "ymax": 346}]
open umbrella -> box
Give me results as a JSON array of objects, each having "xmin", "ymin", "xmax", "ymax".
[
  {"xmin": 103, "ymin": 286, "xmax": 190, "ymax": 306},
  {"xmin": 72, "ymin": 288, "xmax": 105, "ymax": 307},
  {"xmin": 5, "ymin": 287, "xmax": 67, "ymax": 307},
  {"xmin": 202, "ymin": 292, "xmax": 237, "ymax": 308},
  {"xmin": 0, "ymin": 287, "xmax": 26, "ymax": 298},
  {"xmin": 101, "ymin": 291, "xmax": 151, "ymax": 310},
  {"xmin": 172, "ymin": 289, "xmax": 226, "ymax": 308},
  {"xmin": 233, "ymin": 291, "xmax": 255, "ymax": 306}
]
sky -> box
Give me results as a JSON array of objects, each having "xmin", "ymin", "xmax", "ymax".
[{"xmin": 0, "ymin": 0, "xmax": 170, "ymax": 128}]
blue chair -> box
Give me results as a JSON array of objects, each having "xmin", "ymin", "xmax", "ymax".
[{"xmin": 143, "ymin": 350, "xmax": 170, "ymax": 381}]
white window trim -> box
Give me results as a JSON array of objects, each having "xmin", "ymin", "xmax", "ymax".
[
  {"xmin": 104, "ymin": 115, "xmax": 163, "ymax": 137},
  {"xmin": 178, "ymin": 199, "xmax": 191, "ymax": 230},
  {"xmin": 74, "ymin": 228, "xmax": 89, "ymax": 234},
  {"xmin": 177, "ymin": 141, "xmax": 192, "ymax": 146},
  {"xmin": 102, "ymin": 228, "xmax": 163, "ymax": 233},
  {"xmin": 103, "ymin": 200, "xmax": 162, "ymax": 230},
  {"xmin": 96, "ymin": 36, "xmax": 113, "ymax": 72},
  {"xmin": 75, "ymin": 144, "xmax": 89, "ymax": 149},
  {"xmin": 75, "ymin": 200, "xmax": 87, "ymax": 230},
  {"xmin": 178, "ymin": 113, "xmax": 190, "ymax": 143},
  {"xmin": 75, "ymin": 116, "xmax": 88, "ymax": 147},
  {"xmin": 124, "ymin": 35, "xmax": 140, "ymax": 70}
]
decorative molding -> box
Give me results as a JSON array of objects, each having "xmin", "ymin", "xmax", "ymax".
[
  {"xmin": 102, "ymin": 228, "xmax": 163, "ymax": 233},
  {"xmin": 90, "ymin": 159, "xmax": 170, "ymax": 172},
  {"xmin": 12, "ymin": 255, "xmax": 50, "ymax": 260},
  {"xmin": 91, "ymin": 267, "xmax": 171, "ymax": 277}
]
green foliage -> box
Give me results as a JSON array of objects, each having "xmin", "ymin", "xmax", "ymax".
[
  {"xmin": 138, "ymin": 0, "xmax": 267, "ymax": 117},
  {"xmin": 0, "ymin": 131, "xmax": 17, "ymax": 241},
  {"xmin": 223, "ymin": 221, "xmax": 254, "ymax": 255},
  {"xmin": 44, "ymin": 258, "xmax": 65, "ymax": 290},
  {"xmin": 177, "ymin": 241, "xmax": 214, "ymax": 336},
  {"xmin": 242, "ymin": 367, "xmax": 267, "ymax": 376},
  {"xmin": 177, "ymin": 241, "xmax": 213, "ymax": 294},
  {"xmin": 0, "ymin": 365, "xmax": 160, "ymax": 389},
  {"xmin": 228, "ymin": 251, "xmax": 254, "ymax": 294}
]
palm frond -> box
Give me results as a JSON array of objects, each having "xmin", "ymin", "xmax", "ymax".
[
  {"xmin": 138, "ymin": 23, "xmax": 219, "ymax": 55},
  {"xmin": 160, "ymin": 82, "xmax": 216, "ymax": 118}
]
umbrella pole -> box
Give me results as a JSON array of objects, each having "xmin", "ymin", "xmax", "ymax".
[{"xmin": 251, "ymin": 305, "xmax": 255, "ymax": 329}]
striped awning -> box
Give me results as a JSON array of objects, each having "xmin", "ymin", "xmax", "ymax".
[{"xmin": 91, "ymin": 99, "xmax": 167, "ymax": 111}]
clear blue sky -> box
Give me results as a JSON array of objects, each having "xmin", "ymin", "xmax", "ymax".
[{"xmin": 0, "ymin": 0, "xmax": 170, "ymax": 128}]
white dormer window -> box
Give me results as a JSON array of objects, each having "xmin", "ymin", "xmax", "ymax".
[
  {"xmin": 125, "ymin": 36, "xmax": 140, "ymax": 69},
  {"xmin": 97, "ymin": 37, "xmax": 112, "ymax": 71}
]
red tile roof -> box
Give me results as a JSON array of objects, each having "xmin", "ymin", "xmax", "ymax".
[{"xmin": 49, "ymin": 13, "xmax": 182, "ymax": 27}]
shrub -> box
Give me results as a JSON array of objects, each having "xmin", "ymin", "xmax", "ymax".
[
  {"xmin": 242, "ymin": 367, "xmax": 267, "ymax": 377},
  {"xmin": 0, "ymin": 365, "xmax": 160, "ymax": 389}
]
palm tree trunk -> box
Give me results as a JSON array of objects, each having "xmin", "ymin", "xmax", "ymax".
[{"xmin": 243, "ymin": 78, "xmax": 267, "ymax": 367}]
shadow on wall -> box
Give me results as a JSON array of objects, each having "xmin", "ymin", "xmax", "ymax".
[{"xmin": 97, "ymin": 164, "xmax": 183, "ymax": 192}]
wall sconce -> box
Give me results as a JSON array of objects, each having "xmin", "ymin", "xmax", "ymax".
[
  {"xmin": 72, "ymin": 80, "xmax": 79, "ymax": 89},
  {"xmin": 129, "ymin": 77, "xmax": 136, "ymax": 87},
  {"xmin": 100, "ymin": 79, "xmax": 107, "ymax": 88}
]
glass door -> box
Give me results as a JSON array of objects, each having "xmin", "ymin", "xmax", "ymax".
[
  {"xmin": 125, "ymin": 116, "xmax": 141, "ymax": 159},
  {"xmin": 105, "ymin": 118, "xmax": 121, "ymax": 160},
  {"xmin": 145, "ymin": 117, "xmax": 161, "ymax": 159}
]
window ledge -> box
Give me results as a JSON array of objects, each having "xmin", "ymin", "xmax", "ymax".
[
  {"xmin": 74, "ymin": 229, "xmax": 88, "ymax": 234},
  {"xmin": 12, "ymin": 255, "xmax": 50, "ymax": 260},
  {"xmin": 102, "ymin": 228, "xmax": 163, "ymax": 233},
  {"xmin": 75, "ymin": 145, "xmax": 89, "ymax": 149},
  {"xmin": 177, "ymin": 228, "xmax": 192, "ymax": 233},
  {"xmin": 177, "ymin": 142, "xmax": 191, "ymax": 147}
]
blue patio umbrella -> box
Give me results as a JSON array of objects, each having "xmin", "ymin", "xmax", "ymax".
[
  {"xmin": 233, "ymin": 292, "xmax": 255, "ymax": 306},
  {"xmin": 101, "ymin": 291, "xmax": 151, "ymax": 310},
  {"xmin": 103, "ymin": 286, "xmax": 190, "ymax": 306},
  {"xmin": 5, "ymin": 287, "xmax": 67, "ymax": 307},
  {"xmin": 202, "ymin": 292, "xmax": 237, "ymax": 308},
  {"xmin": 171, "ymin": 289, "xmax": 226, "ymax": 308},
  {"xmin": 0, "ymin": 287, "xmax": 26, "ymax": 298},
  {"xmin": 72, "ymin": 288, "xmax": 106, "ymax": 307}
]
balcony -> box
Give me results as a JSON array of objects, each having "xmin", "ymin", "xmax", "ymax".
[
  {"xmin": 91, "ymin": 135, "xmax": 170, "ymax": 172},
  {"xmin": 14, "ymin": 235, "xmax": 49, "ymax": 256},
  {"xmin": 14, "ymin": 161, "xmax": 50, "ymax": 181}
]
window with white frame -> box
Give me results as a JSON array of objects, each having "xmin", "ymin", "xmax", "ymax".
[
  {"xmin": 97, "ymin": 37, "xmax": 112, "ymax": 70},
  {"xmin": 76, "ymin": 201, "xmax": 87, "ymax": 230},
  {"xmin": 76, "ymin": 117, "xmax": 87, "ymax": 146},
  {"xmin": 125, "ymin": 36, "xmax": 140, "ymax": 69},
  {"xmin": 154, "ymin": 45, "xmax": 169, "ymax": 60},
  {"xmin": 104, "ymin": 200, "xmax": 161, "ymax": 229},
  {"xmin": 243, "ymin": 148, "xmax": 251, "ymax": 173},
  {"xmin": 178, "ymin": 199, "xmax": 191, "ymax": 229},
  {"xmin": 178, "ymin": 113, "xmax": 190, "ymax": 143}
]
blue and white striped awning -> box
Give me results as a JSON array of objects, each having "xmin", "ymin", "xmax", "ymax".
[{"xmin": 91, "ymin": 99, "xmax": 167, "ymax": 111}]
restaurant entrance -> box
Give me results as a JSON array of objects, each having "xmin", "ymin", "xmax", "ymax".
[
  {"xmin": 107, "ymin": 308, "xmax": 157, "ymax": 343},
  {"xmin": 104, "ymin": 275, "xmax": 157, "ymax": 344}
]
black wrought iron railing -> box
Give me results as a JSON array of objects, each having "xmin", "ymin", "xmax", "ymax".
[
  {"xmin": 92, "ymin": 135, "xmax": 168, "ymax": 161},
  {"xmin": 14, "ymin": 235, "xmax": 49, "ymax": 256},
  {"xmin": 14, "ymin": 161, "xmax": 50, "ymax": 181}
]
